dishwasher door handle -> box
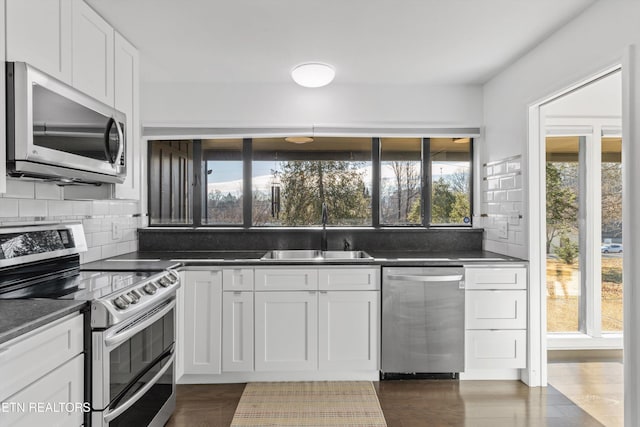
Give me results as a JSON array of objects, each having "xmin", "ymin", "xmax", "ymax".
[{"xmin": 386, "ymin": 274, "xmax": 464, "ymax": 282}]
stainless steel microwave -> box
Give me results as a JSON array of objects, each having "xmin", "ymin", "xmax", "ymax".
[{"xmin": 6, "ymin": 62, "xmax": 126, "ymax": 184}]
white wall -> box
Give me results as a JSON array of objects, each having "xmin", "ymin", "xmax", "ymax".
[
  {"xmin": 142, "ymin": 82, "xmax": 483, "ymax": 127},
  {"xmin": 543, "ymin": 70, "xmax": 621, "ymax": 118}
]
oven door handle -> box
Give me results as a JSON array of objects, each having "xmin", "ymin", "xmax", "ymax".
[
  {"xmin": 104, "ymin": 299, "xmax": 176, "ymax": 349},
  {"xmin": 103, "ymin": 350, "xmax": 175, "ymax": 423}
]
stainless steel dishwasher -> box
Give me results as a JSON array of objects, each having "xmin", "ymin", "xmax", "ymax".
[{"xmin": 381, "ymin": 267, "xmax": 465, "ymax": 379}]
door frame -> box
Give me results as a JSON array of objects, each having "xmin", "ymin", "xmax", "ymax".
[{"xmin": 526, "ymin": 61, "xmax": 623, "ymax": 388}]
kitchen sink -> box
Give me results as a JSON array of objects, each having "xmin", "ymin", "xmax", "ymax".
[
  {"xmin": 321, "ymin": 250, "xmax": 373, "ymax": 260},
  {"xmin": 260, "ymin": 250, "xmax": 322, "ymax": 260},
  {"xmin": 260, "ymin": 250, "xmax": 372, "ymax": 261}
]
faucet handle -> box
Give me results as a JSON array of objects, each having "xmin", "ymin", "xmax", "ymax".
[{"xmin": 343, "ymin": 239, "xmax": 351, "ymax": 251}]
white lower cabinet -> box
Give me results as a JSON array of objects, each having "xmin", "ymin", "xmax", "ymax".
[
  {"xmin": 0, "ymin": 313, "xmax": 84, "ymax": 427},
  {"xmin": 183, "ymin": 266, "xmax": 381, "ymax": 381},
  {"xmin": 254, "ymin": 291, "xmax": 318, "ymax": 371},
  {"xmin": 1, "ymin": 354, "xmax": 84, "ymax": 427},
  {"xmin": 318, "ymin": 291, "xmax": 379, "ymax": 371},
  {"xmin": 182, "ymin": 270, "xmax": 222, "ymax": 375},
  {"xmin": 464, "ymin": 265, "xmax": 528, "ymax": 373},
  {"xmin": 222, "ymin": 291, "xmax": 254, "ymax": 372}
]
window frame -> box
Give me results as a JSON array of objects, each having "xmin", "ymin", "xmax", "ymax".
[{"xmin": 148, "ymin": 136, "xmax": 474, "ymax": 228}]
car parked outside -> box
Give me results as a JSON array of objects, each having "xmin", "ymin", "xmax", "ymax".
[{"xmin": 601, "ymin": 243, "xmax": 623, "ymax": 253}]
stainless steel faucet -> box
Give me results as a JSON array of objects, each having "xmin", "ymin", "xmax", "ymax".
[{"xmin": 321, "ymin": 202, "xmax": 328, "ymax": 251}]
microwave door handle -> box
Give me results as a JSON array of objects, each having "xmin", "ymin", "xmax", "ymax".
[
  {"xmin": 113, "ymin": 118, "xmax": 124, "ymax": 167},
  {"xmin": 103, "ymin": 349, "xmax": 176, "ymax": 423},
  {"xmin": 104, "ymin": 117, "xmax": 116, "ymax": 163}
]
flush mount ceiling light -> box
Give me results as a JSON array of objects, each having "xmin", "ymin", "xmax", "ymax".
[
  {"xmin": 291, "ymin": 62, "xmax": 335, "ymax": 88},
  {"xmin": 285, "ymin": 136, "xmax": 314, "ymax": 144}
]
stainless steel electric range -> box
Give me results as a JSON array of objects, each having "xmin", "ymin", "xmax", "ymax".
[{"xmin": 0, "ymin": 223, "xmax": 181, "ymax": 427}]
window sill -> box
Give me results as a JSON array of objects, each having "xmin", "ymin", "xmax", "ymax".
[{"xmin": 547, "ymin": 332, "xmax": 623, "ymax": 350}]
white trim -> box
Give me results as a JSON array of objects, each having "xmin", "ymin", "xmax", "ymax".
[
  {"xmin": 142, "ymin": 124, "xmax": 482, "ymax": 139},
  {"xmin": 548, "ymin": 333, "xmax": 623, "ymax": 350},
  {"xmin": 460, "ymin": 369, "xmax": 521, "ymax": 381},
  {"xmin": 527, "ymin": 63, "xmax": 622, "ymax": 388}
]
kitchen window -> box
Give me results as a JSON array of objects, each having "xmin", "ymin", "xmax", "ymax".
[
  {"xmin": 252, "ymin": 137, "xmax": 372, "ymax": 226},
  {"xmin": 148, "ymin": 136, "xmax": 473, "ymax": 227}
]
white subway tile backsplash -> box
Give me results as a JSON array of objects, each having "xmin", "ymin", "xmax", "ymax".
[
  {"xmin": 102, "ymin": 244, "xmax": 117, "ymax": 259},
  {"xmin": 116, "ymin": 242, "xmax": 130, "ymax": 255},
  {"xmin": 492, "ymin": 163, "xmax": 506, "ymax": 175},
  {"xmin": 48, "ymin": 200, "xmax": 74, "ymax": 217},
  {"xmin": 72, "ymin": 201, "xmax": 92, "ymax": 216},
  {"xmin": 5, "ymin": 180, "xmax": 35, "ymax": 199},
  {"xmin": 18, "ymin": 199, "xmax": 48, "ymax": 217},
  {"xmin": 507, "ymin": 161, "xmax": 521, "ymax": 172},
  {"xmin": 499, "ymin": 176, "xmax": 516, "ymax": 190},
  {"xmin": 493, "ymin": 190, "xmax": 507, "ymax": 202},
  {"xmin": 92, "ymin": 200, "xmax": 110, "ymax": 216},
  {"xmin": 482, "ymin": 154, "xmax": 524, "ymax": 258},
  {"xmin": 82, "ymin": 218, "xmax": 102, "ymax": 233},
  {"xmin": 0, "ymin": 199, "xmax": 19, "ymax": 217},
  {"xmin": 82, "ymin": 247, "xmax": 102, "ymax": 264},
  {"xmin": 35, "ymin": 183, "xmax": 62, "ymax": 200},
  {"xmin": 507, "ymin": 189, "xmax": 522, "ymax": 202},
  {"xmin": 92, "ymin": 231, "xmax": 110, "ymax": 247}
]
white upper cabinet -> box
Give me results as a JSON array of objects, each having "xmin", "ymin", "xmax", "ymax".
[
  {"xmin": 114, "ymin": 32, "xmax": 141, "ymax": 200},
  {"xmin": 72, "ymin": 0, "xmax": 114, "ymax": 106},
  {"xmin": 6, "ymin": 0, "xmax": 73, "ymax": 84}
]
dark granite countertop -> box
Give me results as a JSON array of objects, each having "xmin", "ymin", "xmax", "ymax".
[
  {"xmin": 0, "ymin": 300, "xmax": 88, "ymax": 345},
  {"xmin": 80, "ymin": 259, "xmax": 182, "ymax": 272},
  {"xmin": 106, "ymin": 250, "xmax": 526, "ymax": 266}
]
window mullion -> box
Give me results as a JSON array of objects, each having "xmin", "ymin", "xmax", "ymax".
[
  {"xmin": 585, "ymin": 130, "xmax": 603, "ymax": 337},
  {"xmin": 372, "ymin": 137, "xmax": 380, "ymax": 228},
  {"xmin": 243, "ymin": 138, "xmax": 252, "ymax": 228},
  {"xmin": 422, "ymin": 138, "xmax": 431, "ymax": 227},
  {"xmin": 193, "ymin": 139, "xmax": 203, "ymax": 226}
]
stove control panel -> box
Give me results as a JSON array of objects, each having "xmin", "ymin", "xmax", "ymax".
[{"xmin": 94, "ymin": 269, "xmax": 180, "ymax": 328}]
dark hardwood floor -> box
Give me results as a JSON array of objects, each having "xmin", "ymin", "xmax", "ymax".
[{"xmin": 166, "ymin": 380, "xmax": 603, "ymax": 427}]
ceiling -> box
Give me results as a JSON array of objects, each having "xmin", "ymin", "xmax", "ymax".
[{"xmin": 87, "ymin": 0, "xmax": 595, "ymax": 86}]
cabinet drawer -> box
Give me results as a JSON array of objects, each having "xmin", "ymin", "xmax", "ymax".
[
  {"xmin": 0, "ymin": 313, "xmax": 83, "ymax": 402},
  {"xmin": 223, "ymin": 268, "xmax": 255, "ymax": 291},
  {"xmin": 319, "ymin": 268, "xmax": 380, "ymax": 291},
  {"xmin": 255, "ymin": 268, "xmax": 318, "ymax": 291},
  {"xmin": 466, "ymin": 290, "xmax": 527, "ymax": 329},
  {"xmin": 1, "ymin": 354, "xmax": 84, "ymax": 427},
  {"xmin": 465, "ymin": 267, "xmax": 526, "ymax": 290},
  {"xmin": 466, "ymin": 330, "xmax": 526, "ymax": 369}
]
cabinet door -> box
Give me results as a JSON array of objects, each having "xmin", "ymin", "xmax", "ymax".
[
  {"xmin": 319, "ymin": 268, "xmax": 380, "ymax": 291},
  {"xmin": 6, "ymin": 0, "xmax": 72, "ymax": 84},
  {"xmin": 222, "ymin": 292, "xmax": 254, "ymax": 372},
  {"xmin": 72, "ymin": 0, "xmax": 114, "ymax": 105},
  {"xmin": 466, "ymin": 290, "xmax": 527, "ymax": 329},
  {"xmin": 183, "ymin": 270, "xmax": 222, "ymax": 375},
  {"xmin": 466, "ymin": 330, "xmax": 527, "ymax": 369},
  {"xmin": 255, "ymin": 268, "xmax": 318, "ymax": 291},
  {"xmin": 318, "ymin": 291, "xmax": 379, "ymax": 371},
  {"xmin": 255, "ymin": 291, "xmax": 317, "ymax": 371},
  {"xmin": 114, "ymin": 32, "xmax": 140, "ymax": 200},
  {"xmin": 465, "ymin": 267, "xmax": 527, "ymax": 290},
  {"xmin": 1, "ymin": 354, "xmax": 84, "ymax": 427}
]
